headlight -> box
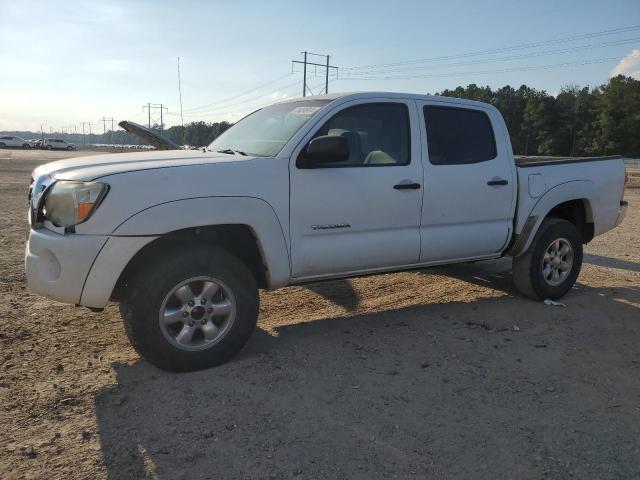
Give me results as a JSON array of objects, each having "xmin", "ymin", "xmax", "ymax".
[{"xmin": 43, "ymin": 181, "xmax": 109, "ymax": 227}]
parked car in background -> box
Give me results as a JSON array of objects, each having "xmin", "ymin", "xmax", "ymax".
[
  {"xmin": 0, "ymin": 136, "xmax": 31, "ymax": 148},
  {"xmin": 43, "ymin": 138, "xmax": 76, "ymax": 150}
]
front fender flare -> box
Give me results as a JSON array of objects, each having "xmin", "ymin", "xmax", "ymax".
[{"xmin": 80, "ymin": 196, "xmax": 291, "ymax": 308}]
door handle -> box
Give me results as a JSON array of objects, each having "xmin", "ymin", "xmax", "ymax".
[
  {"xmin": 394, "ymin": 182, "xmax": 421, "ymax": 190},
  {"xmin": 487, "ymin": 178, "xmax": 508, "ymax": 186}
]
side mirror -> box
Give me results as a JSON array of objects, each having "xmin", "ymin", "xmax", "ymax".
[{"xmin": 299, "ymin": 135, "xmax": 349, "ymax": 167}]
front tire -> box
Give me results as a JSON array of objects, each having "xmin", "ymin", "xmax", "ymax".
[
  {"xmin": 512, "ymin": 218, "xmax": 583, "ymax": 300},
  {"xmin": 120, "ymin": 245, "xmax": 259, "ymax": 371}
]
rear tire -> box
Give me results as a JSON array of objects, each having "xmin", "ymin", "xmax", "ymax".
[
  {"xmin": 120, "ymin": 245, "xmax": 259, "ymax": 371},
  {"xmin": 22, "ymin": 143, "xmax": 30, "ymax": 149},
  {"xmin": 46, "ymin": 145, "xmax": 52, "ymax": 150},
  {"xmin": 512, "ymin": 218, "xmax": 583, "ymax": 300},
  {"xmin": 67, "ymin": 146, "xmax": 73, "ymax": 151}
]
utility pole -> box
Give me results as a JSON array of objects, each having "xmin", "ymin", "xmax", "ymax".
[
  {"xmin": 142, "ymin": 103, "xmax": 168, "ymax": 132},
  {"xmin": 302, "ymin": 51, "xmax": 307, "ymax": 97},
  {"xmin": 81, "ymin": 122, "xmax": 92, "ymax": 149},
  {"xmin": 101, "ymin": 117, "xmax": 115, "ymax": 135},
  {"xmin": 143, "ymin": 102, "xmax": 152, "ymax": 128},
  {"xmin": 292, "ymin": 52, "xmax": 338, "ymax": 96}
]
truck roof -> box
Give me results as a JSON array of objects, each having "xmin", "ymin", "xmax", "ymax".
[{"xmin": 277, "ymin": 91, "xmax": 498, "ymax": 111}]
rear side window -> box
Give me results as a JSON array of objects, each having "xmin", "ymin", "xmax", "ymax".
[{"xmin": 424, "ymin": 106, "xmax": 497, "ymax": 165}]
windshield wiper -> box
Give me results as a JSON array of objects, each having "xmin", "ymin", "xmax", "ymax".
[{"xmin": 215, "ymin": 148, "xmax": 247, "ymax": 156}]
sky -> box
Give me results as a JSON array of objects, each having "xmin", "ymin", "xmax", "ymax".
[{"xmin": 0, "ymin": 0, "xmax": 639, "ymax": 132}]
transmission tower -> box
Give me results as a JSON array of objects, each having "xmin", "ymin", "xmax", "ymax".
[{"xmin": 292, "ymin": 51, "xmax": 338, "ymax": 96}]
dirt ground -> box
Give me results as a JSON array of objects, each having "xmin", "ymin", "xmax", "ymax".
[{"xmin": 1, "ymin": 149, "xmax": 638, "ymax": 480}]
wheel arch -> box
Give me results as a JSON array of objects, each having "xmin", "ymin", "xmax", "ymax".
[
  {"xmin": 512, "ymin": 180, "xmax": 595, "ymax": 257},
  {"xmin": 111, "ymin": 224, "xmax": 271, "ymax": 302},
  {"xmin": 80, "ymin": 196, "xmax": 291, "ymax": 308}
]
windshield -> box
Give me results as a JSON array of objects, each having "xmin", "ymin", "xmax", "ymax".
[{"xmin": 208, "ymin": 99, "xmax": 331, "ymax": 157}]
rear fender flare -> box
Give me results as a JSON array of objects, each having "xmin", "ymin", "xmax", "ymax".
[{"xmin": 514, "ymin": 180, "xmax": 594, "ymax": 256}]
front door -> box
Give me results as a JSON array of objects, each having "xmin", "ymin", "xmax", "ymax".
[{"xmin": 289, "ymin": 100, "xmax": 424, "ymax": 278}]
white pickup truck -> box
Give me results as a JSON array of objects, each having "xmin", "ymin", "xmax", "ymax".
[{"xmin": 25, "ymin": 92, "xmax": 628, "ymax": 371}]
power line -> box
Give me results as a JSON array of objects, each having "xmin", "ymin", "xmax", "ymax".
[
  {"xmin": 342, "ymin": 24, "xmax": 640, "ymax": 72},
  {"xmin": 177, "ymin": 79, "xmax": 319, "ymax": 122},
  {"xmin": 336, "ymin": 54, "xmax": 640, "ymax": 81},
  {"xmin": 177, "ymin": 80, "xmax": 302, "ymax": 118},
  {"xmin": 181, "ymin": 74, "xmax": 292, "ymax": 113},
  {"xmin": 342, "ymin": 37, "xmax": 640, "ymax": 76}
]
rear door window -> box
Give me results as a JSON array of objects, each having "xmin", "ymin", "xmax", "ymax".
[{"xmin": 423, "ymin": 106, "xmax": 497, "ymax": 165}]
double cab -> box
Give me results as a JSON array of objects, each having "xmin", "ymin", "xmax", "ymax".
[{"xmin": 25, "ymin": 92, "xmax": 628, "ymax": 371}]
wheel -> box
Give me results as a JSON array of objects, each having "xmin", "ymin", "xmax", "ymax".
[
  {"xmin": 0, "ymin": 143, "xmax": 5, "ymax": 148},
  {"xmin": 120, "ymin": 245, "xmax": 259, "ymax": 371},
  {"xmin": 46, "ymin": 145, "xmax": 52, "ymax": 150},
  {"xmin": 67, "ymin": 146, "xmax": 73, "ymax": 151},
  {"xmin": 512, "ymin": 218, "xmax": 583, "ymax": 300}
]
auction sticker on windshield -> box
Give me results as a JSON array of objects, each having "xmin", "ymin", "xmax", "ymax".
[{"xmin": 290, "ymin": 106, "xmax": 323, "ymax": 116}]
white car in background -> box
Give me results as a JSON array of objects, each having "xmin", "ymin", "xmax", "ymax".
[
  {"xmin": 43, "ymin": 138, "xmax": 76, "ymax": 151},
  {"xmin": 0, "ymin": 136, "xmax": 31, "ymax": 148}
]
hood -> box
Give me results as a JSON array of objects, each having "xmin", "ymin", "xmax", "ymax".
[
  {"xmin": 32, "ymin": 150, "xmax": 261, "ymax": 182},
  {"xmin": 118, "ymin": 120, "xmax": 182, "ymax": 150}
]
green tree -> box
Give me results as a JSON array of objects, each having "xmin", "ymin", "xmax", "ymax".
[{"xmin": 591, "ymin": 75, "xmax": 640, "ymax": 156}]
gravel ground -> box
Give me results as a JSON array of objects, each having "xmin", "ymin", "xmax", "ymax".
[{"xmin": 1, "ymin": 149, "xmax": 639, "ymax": 480}]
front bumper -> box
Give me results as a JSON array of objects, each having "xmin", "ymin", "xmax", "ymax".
[
  {"xmin": 25, "ymin": 229, "xmax": 107, "ymax": 305},
  {"xmin": 25, "ymin": 229, "xmax": 156, "ymax": 308}
]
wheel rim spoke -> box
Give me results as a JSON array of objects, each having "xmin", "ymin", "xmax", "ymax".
[
  {"xmin": 559, "ymin": 260, "xmax": 572, "ymax": 272},
  {"xmin": 175, "ymin": 325, "xmax": 196, "ymax": 345},
  {"xmin": 163, "ymin": 307, "xmax": 184, "ymax": 326},
  {"xmin": 211, "ymin": 299, "xmax": 232, "ymax": 316},
  {"xmin": 200, "ymin": 281, "xmax": 220, "ymax": 302},
  {"xmin": 201, "ymin": 321, "xmax": 220, "ymax": 340},
  {"xmin": 174, "ymin": 284, "xmax": 194, "ymax": 305}
]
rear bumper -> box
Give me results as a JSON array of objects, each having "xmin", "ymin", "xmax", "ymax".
[{"xmin": 614, "ymin": 200, "xmax": 628, "ymax": 228}]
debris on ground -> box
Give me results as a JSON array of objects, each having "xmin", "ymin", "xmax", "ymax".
[{"xmin": 544, "ymin": 299, "xmax": 567, "ymax": 307}]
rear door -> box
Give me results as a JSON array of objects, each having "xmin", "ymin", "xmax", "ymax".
[
  {"xmin": 289, "ymin": 99, "xmax": 424, "ymax": 278},
  {"xmin": 417, "ymin": 101, "xmax": 516, "ymax": 262}
]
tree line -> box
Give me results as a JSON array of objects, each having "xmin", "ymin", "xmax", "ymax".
[
  {"xmin": 436, "ymin": 74, "xmax": 640, "ymax": 157},
  {"xmin": 3, "ymin": 75, "xmax": 638, "ymax": 156}
]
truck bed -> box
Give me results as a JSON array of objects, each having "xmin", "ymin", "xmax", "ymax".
[{"xmin": 515, "ymin": 155, "xmax": 621, "ymax": 168}]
